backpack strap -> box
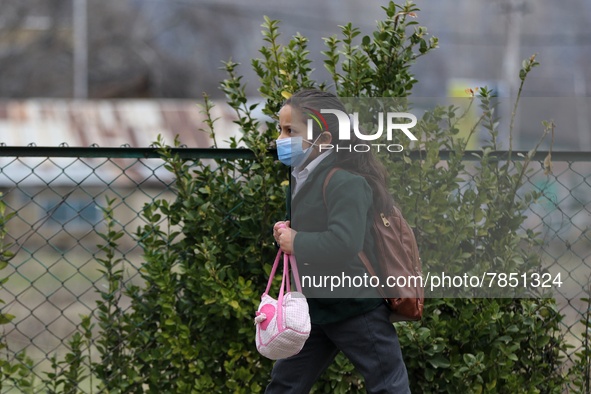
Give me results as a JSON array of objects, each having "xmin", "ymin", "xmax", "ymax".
[{"xmin": 322, "ymin": 167, "xmax": 341, "ymax": 207}]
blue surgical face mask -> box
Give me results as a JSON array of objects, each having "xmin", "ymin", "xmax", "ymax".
[
  {"xmin": 275, "ymin": 133, "xmax": 322, "ymax": 167},
  {"xmin": 276, "ymin": 135, "xmax": 321, "ymax": 167},
  {"xmin": 276, "ymin": 137, "xmax": 308, "ymax": 167}
]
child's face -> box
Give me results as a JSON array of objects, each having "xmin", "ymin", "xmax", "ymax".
[{"xmin": 277, "ymin": 105, "xmax": 309, "ymax": 146}]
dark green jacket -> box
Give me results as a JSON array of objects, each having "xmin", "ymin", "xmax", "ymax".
[{"xmin": 290, "ymin": 154, "xmax": 382, "ymax": 324}]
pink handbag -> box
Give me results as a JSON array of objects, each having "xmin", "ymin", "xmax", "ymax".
[{"xmin": 254, "ymin": 250, "xmax": 311, "ymax": 360}]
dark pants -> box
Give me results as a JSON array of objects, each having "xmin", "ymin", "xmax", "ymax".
[{"xmin": 265, "ymin": 304, "xmax": 410, "ymax": 394}]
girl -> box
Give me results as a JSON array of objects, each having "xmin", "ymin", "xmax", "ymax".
[{"xmin": 268, "ymin": 89, "xmax": 410, "ymax": 393}]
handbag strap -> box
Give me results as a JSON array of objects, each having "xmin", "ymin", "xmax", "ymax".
[
  {"xmin": 276, "ymin": 254, "xmax": 289, "ymax": 331},
  {"xmin": 263, "ymin": 249, "xmax": 283, "ymax": 296},
  {"xmin": 283, "ymin": 253, "xmax": 291, "ymax": 294},
  {"xmin": 277, "ymin": 254, "xmax": 288, "ymax": 300},
  {"xmin": 264, "ymin": 250, "xmax": 304, "ymax": 295},
  {"xmin": 289, "ymin": 255, "xmax": 303, "ymax": 292}
]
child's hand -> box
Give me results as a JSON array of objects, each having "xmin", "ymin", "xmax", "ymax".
[
  {"xmin": 273, "ymin": 221, "xmax": 290, "ymax": 243},
  {"xmin": 273, "ymin": 221, "xmax": 296, "ymax": 254}
]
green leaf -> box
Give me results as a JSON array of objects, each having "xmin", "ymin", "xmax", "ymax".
[{"xmin": 427, "ymin": 355, "xmax": 450, "ymax": 369}]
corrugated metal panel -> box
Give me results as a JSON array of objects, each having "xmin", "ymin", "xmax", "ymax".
[{"xmin": 0, "ymin": 99, "xmax": 240, "ymax": 148}]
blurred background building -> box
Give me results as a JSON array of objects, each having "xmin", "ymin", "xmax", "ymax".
[{"xmin": 0, "ymin": 0, "xmax": 589, "ymax": 150}]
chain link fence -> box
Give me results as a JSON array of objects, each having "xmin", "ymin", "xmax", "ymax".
[{"xmin": 0, "ymin": 147, "xmax": 589, "ymax": 392}]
